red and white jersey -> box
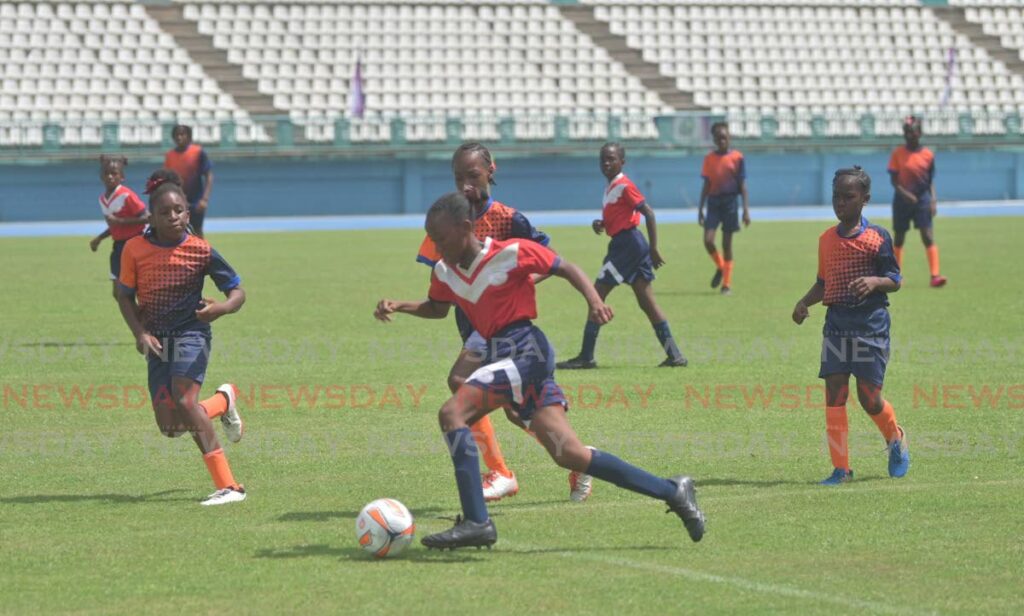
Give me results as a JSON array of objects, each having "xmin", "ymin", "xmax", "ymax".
[
  {"xmin": 99, "ymin": 185, "xmax": 146, "ymax": 241},
  {"xmin": 602, "ymin": 173, "xmax": 645, "ymax": 237},
  {"xmin": 428, "ymin": 237, "xmax": 560, "ymax": 340}
]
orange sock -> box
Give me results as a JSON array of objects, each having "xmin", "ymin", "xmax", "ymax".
[
  {"xmin": 709, "ymin": 250, "xmax": 724, "ymax": 270},
  {"xmin": 722, "ymin": 259, "xmax": 734, "ymax": 287},
  {"xmin": 825, "ymin": 406, "xmax": 849, "ymax": 470},
  {"xmin": 202, "ymin": 448, "xmax": 238, "ymax": 489},
  {"xmin": 894, "ymin": 246, "xmax": 904, "ymax": 269},
  {"xmin": 201, "ymin": 390, "xmax": 229, "ymax": 419},
  {"xmin": 926, "ymin": 245, "xmax": 940, "ymax": 277},
  {"xmin": 870, "ymin": 400, "xmax": 901, "ymax": 443},
  {"xmin": 470, "ymin": 415, "xmax": 512, "ymax": 478}
]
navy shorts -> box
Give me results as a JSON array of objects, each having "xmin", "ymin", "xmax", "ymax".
[
  {"xmin": 704, "ymin": 195, "xmax": 740, "ymax": 233},
  {"xmin": 189, "ymin": 201, "xmax": 206, "ymax": 230},
  {"xmin": 819, "ymin": 335, "xmax": 889, "ymax": 387},
  {"xmin": 464, "ymin": 321, "xmax": 567, "ymax": 424},
  {"xmin": 596, "ymin": 227, "xmax": 654, "ymax": 287},
  {"xmin": 892, "ymin": 196, "xmax": 932, "ymax": 233},
  {"xmin": 109, "ymin": 239, "xmax": 126, "ymax": 280},
  {"xmin": 146, "ymin": 330, "xmax": 212, "ymax": 404}
]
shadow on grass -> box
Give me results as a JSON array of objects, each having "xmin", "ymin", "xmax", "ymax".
[
  {"xmin": 255, "ymin": 544, "xmax": 486, "ymax": 563},
  {"xmin": 501, "ymin": 545, "xmax": 676, "ymax": 555},
  {"xmin": 699, "ymin": 475, "xmax": 893, "ymax": 488},
  {"xmin": 14, "ymin": 341, "xmax": 131, "ymax": 348},
  {"xmin": 278, "ymin": 498, "xmax": 569, "ymax": 524},
  {"xmin": 0, "ymin": 489, "xmax": 191, "ymax": 505}
]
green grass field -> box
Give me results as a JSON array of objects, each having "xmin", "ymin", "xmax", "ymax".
[{"xmin": 1, "ymin": 217, "xmax": 1022, "ymax": 615}]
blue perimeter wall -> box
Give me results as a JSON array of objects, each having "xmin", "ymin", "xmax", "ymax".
[{"xmin": 2, "ymin": 149, "xmax": 1023, "ymax": 222}]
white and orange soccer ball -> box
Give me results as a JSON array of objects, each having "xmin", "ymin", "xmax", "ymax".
[{"xmin": 355, "ymin": 498, "xmax": 415, "ymax": 558}]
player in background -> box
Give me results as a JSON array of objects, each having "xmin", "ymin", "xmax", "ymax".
[
  {"xmin": 889, "ymin": 116, "xmax": 946, "ymax": 287},
  {"xmin": 116, "ymin": 176, "xmax": 247, "ymax": 505},
  {"xmin": 375, "ymin": 192, "xmax": 705, "ymax": 550},
  {"xmin": 416, "ymin": 143, "xmax": 595, "ymax": 503},
  {"xmin": 558, "ymin": 142, "xmax": 688, "ymax": 369},
  {"xmin": 698, "ymin": 122, "xmax": 750, "ymax": 295},
  {"xmin": 163, "ymin": 124, "xmax": 214, "ymax": 238},
  {"xmin": 792, "ymin": 166, "xmax": 910, "ymax": 485},
  {"xmin": 89, "ymin": 155, "xmax": 148, "ymax": 299}
]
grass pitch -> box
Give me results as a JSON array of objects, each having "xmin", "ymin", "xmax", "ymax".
[{"xmin": 1, "ymin": 217, "xmax": 1022, "ymax": 614}]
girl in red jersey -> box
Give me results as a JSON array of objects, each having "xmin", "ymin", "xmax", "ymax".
[{"xmin": 89, "ymin": 155, "xmax": 148, "ymax": 298}]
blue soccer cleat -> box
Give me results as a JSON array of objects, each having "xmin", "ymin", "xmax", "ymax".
[
  {"xmin": 820, "ymin": 468, "xmax": 853, "ymax": 485},
  {"xmin": 887, "ymin": 428, "xmax": 910, "ymax": 478}
]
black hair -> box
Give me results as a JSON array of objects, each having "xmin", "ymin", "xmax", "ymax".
[
  {"xmin": 425, "ymin": 192, "xmax": 472, "ymax": 230},
  {"xmin": 833, "ymin": 165, "xmax": 871, "ymax": 194},
  {"xmin": 171, "ymin": 124, "xmax": 193, "ymax": 139},
  {"xmin": 145, "ymin": 168, "xmax": 183, "ymax": 193},
  {"xmin": 903, "ymin": 115, "xmax": 923, "ymax": 132},
  {"xmin": 452, "ymin": 142, "xmax": 496, "ymax": 185},
  {"xmin": 100, "ymin": 154, "xmax": 127, "ymax": 171},
  {"xmin": 711, "ymin": 121, "xmax": 729, "ymax": 136},
  {"xmin": 601, "ymin": 141, "xmax": 624, "ymax": 157},
  {"xmin": 148, "ymin": 179, "xmax": 187, "ymax": 208}
]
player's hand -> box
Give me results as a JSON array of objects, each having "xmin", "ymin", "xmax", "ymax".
[
  {"xmin": 697, "ymin": 210, "xmax": 705, "ymax": 226},
  {"xmin": 105, "ymin": 215, "xmax": 119, "ymax": 226},
  {"xmin": 742, "ymin": 210, "xmax": 751, "ymax": 227},
  {"xmin": 195, "ymin": 297, "xmax": 225, "ymax": 323},
  {"xmin": 589, "ymin": 301, "xmax": 614, "ymax": 325},
  {"xmin": 591, "ymin": 219, "xmax": 605, "ymax": 235},
  {"xmin": 906, "ymin": 193, "xmax": 919, "ymax": 205},
  {"xmin": 197, "ymin": 199, "xmax": 209, "ymax": 213},
  {"xmin": 792, "ymin": 301, "xmax": 809, "ymax": 325},
  {"xmin": 849, "ymin": 276, "xmax": 879, "ymax": 300},
  {"xmin": 89, "ymin": 237, "xmax": 102, "ymax": 252},
  {"xmin": 931, "ymin": 201, "xmax": 937, "ymax": 218},
  {"xmin": 374, "ymin": 299, "xmax": 398, "ymax": 322},
  {"xmin": 136, "ymin": 332, "xmax": 163, "ymax": 356},
  {"xmin": 650, "ymin": 247, "xmax": 666, "ymax": 269}
]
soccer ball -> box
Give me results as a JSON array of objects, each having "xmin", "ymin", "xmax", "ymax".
[{"xmin": 355, "ymin": 498, "xmax": 415, "ymax": 558}]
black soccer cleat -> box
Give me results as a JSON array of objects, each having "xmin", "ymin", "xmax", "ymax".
[
  {"xmin": 710, "ymin": 269, "xmax": 723, "ymax": 289},
  {"xmin": 556, "ymin": 356, "xmax": 598, "ymax": 370},
  {"xmin": 665, "ymin": 475, "xmax": 705, "ymax": 542},
  {"xmin": 659, "ymin": 355, "xmax": 688, "ymax": 368},
  {"xmin": 421, "ymin": 516, "xmax": 497, "ymax": 551}
]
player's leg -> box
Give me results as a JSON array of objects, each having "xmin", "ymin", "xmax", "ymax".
[
  {"xmin": 720, "ymin": 230, "xmax": 735, "ymax": 294},
  {"xmin": 631, "ymin": 278, "xmax": 687, "ymax": 367},
  {"xmin": 529, "ymin": 404, "xmax": 705, "ymax": 542},
  {"xmin": 892, "ymin": 202, "xmax": 909, "ymax": 269},
  {"xmin": 821, "ymin": 372, "xmax": 853, "ymax": 485},
  {"xmin": 200, "ymin": 383, "xmax": 243, "ymax": 443},
  {"xmin": 704, "ymin": 226, "xmax": 725, "ymax": 288},
  {"xmin": 855, "ymin": 362, "xmax": 909, "ymax": 479},
  {"xmin": 919, "ymin": 222, "xmax": 946, "ymax": 287},
  {"xmin": 557, "ymin": 281, "xmax": 614, "ymax": 369}
]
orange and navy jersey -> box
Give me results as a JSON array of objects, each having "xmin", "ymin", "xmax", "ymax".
[
  {"xmin": 416, "ymin": 197, "xmax": 549, "ymax": 267},
  {"xmin": 118, "ymin": 232, "xmax": 240, "ymax": 334},
  {"xmin": 99, "ymin": 184, "xmax": 147, "ymax": 241},
  {"xmin": 816, "ymin": 218, "xmax": 900, "ymax": 335},
  {"xmin": 602, "ymin": 173, "xmax": 645, "ymax": 237},
  {"xmin": 888, "ymin": 145, "xmax": 934, "ymax": 201},
  {"xmin": 701, "ymin": 149, "xmax": 746, "ymax": 199},
  {"xmin": 164, "ymin": 144, "xmax": 212, "ymax": 205},
  {"xmin": 428, "ymin": 237, "xmax": 559, "ymax": 340}
]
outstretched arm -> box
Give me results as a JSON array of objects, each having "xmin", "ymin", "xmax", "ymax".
[
  {"xmin": 551, "ymin": 259, "xmax": 613, "ymax": 325},
  {"xmin": 374, "ymin": 298, "xmax": 451, "ymax": 322}
]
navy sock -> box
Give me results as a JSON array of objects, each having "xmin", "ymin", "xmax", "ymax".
[
  {"xmin": 580, "ymin": 320, "xmax": 602, "ymax": 361},
  {"xmin": 585, "ymin": 448, "xmax": 676, "ymax": 500},
  {"xmin": 653, "ymin": 320, "xmax": 683, "ymax": 360},
  {"xmin": 444, "ymin": 427, "xmax": 488, "ymax": 523}
]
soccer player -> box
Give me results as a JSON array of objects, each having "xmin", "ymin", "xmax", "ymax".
[
  {"xmin": 889, "ymin": 116, "xmax": 946, "ymax": 287},
  {"xmin": 698, "ymin": 122, "xmax": 749, "ymax": 295},
  {"xmin": 116, "ymin": 176, "xmax": 247, "ymax": 505},
  {"xmin": 416, "ymin": 143, "xmax": 595, "ymax": 503},
  {"xmin": 375, "ymin": 192, "xmax": 705, "ymax": 550},
  {"xmin": 90, "ymin": 155, "xmax": 148, "ymax": 299},
  {"xmin": 558, "ymin": 142, "xmax": 688, "ymax": 369},
  {"xmin": 163, "ymin": 124, "xmax": 214, "ymax": 238},
  {"xmin": 792, "ymin": 166, "xmax": 910, "ymax": 485}
]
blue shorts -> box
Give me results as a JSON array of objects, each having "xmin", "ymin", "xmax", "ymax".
[
  {"xmin": 596, "ymin": 227, "xmax": 654, "ymax": 287},
  {"xmin": 464, "ymin": 321, "xmax": 567, "ymax": 424},
  {"xmin": 146, "ymin": 330, "xmax": 212, "ymax": 404},
  {"xmin": 704, "ymin": 195, "xmax": 740, "ymax": 233},
  {"xmin": 892, "ymin": 196, "xmax": 932, "ymax": 233},
  {"xmin": 819, "ymin": 335, "xmax": 889, "ymax": 387},
  {"xmin": 109, "ymin": 239, "xmax": 126, "ymax": 280}
]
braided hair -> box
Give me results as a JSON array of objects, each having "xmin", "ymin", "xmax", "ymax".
[
  {"xmin": 452, "ymin": 142, "xmax": 497, "ymax": 185},
  {"xmin": 833, "ymin": 165, "xmax": 871, "ymax": 194}
]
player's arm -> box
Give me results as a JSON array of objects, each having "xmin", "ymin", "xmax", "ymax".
[
  {"xmin": 740, "ymin": 179, "xmax": 751, "ymax": 226},
  {"xmin": 551, "ymin": 259, "xmax": 613, "ymax": 325},
  {"xmin": 637, "ymin": 203, "xmax": 664, "ymax": 268},
  {"xmin": 196, "ymin": 287, "xmax": 246, "ymax": 323},
  {"xmin": 198, "ymin": 169, "xmax": 214, "ymax": 212},
  {"xmin": 107, "ymin": 213, "xmax": 150, "ymax": 225},
  {"xmin": 889, "ymin": 172, "xmax": 917, "ymax": 205},
  {"xmin": 698, "ymin": 178, "xmax": 710, "ymax": 225},
  {"xmin": 116, "ymin": 287, "xmax": 162, "ymax": 356},
  {"xmin": 849, "ymin": 276, "xmax": 899, "ymax": 301},
  {"xmin": 792, "ymin": 280, "xmax": 824, "ymax": 325},
  {"xmin": 89, "ymin": 228, "xmax": 111, "ymax": 251},
  {"xmin": 374, "ymin": 298, "xmax": 451, "ymax": 322}
]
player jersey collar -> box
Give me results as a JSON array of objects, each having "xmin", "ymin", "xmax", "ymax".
[
  {"xmin": 100, "ymin": 185, "xmax": 123, "ymax": 204},
  {"xmin": 456, "ymin": 236, "xmax": 494, "ymax": 277},
  {"xmin": 607, "ymin": 172, "xmax": 625, "ymax": 186},
  {"xmin": 473, "ymin": 196, "xmax": 495, "ymax": 220},
  {"xmin": 146, "ymin": 229, "xmax": 190, "ymax": 247},
  {"xmin": 835, "ymin": 216, "xmax": 868, "ymax": 239}
]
